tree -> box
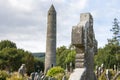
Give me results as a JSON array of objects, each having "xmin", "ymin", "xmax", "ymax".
[
  {"xmin": 56, "ymin": 46, "xmax": 69, "ymax": 68},
  {"xmin": 34, "ymin": 58, "xmax": 44, "ymax": 72},
  {"xmin": 65, "ymin": 50, "xmax": 76, "ymax": 69},
  {"xmin": 109, "ymin": 18, "xmax": 120, "ymax": 68},
  {"xmin": 94, "ymin": 44, "xmax": 118, "ymax": 68},
  {"xmin": 109, "ymin": 18, "xmax": 120, "ymax": 45},
  {"xmin": 0, "ymin": 48, "xmax": 35, "ymax": 74},
  {"xmin": 56, "ymin": 45, "xmax": 76, "ymax": 69},
  {"xmin": 94, "ymin": 18, "xmax": 120, "ymax": 69},
  {"xmin": 0, "ymin": 48, "xmax": 22, "ymax": 71},
  {"xmin": 0, "ymin": 40, "xmax": 17, "ymax": 50},
  {"xmin": 0, "ymin": 40, "xmax": 43, "ymax": 75},
  {"xmin": 21, "ymin": 51, "xmax": 35, "ymax": 75}
]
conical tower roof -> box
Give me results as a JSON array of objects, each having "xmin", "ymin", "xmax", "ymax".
[{"xmin": 48, "ymin": 4, "xmax": 56, "ymax": 12}]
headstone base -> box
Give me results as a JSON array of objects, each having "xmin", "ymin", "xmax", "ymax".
[{"xmin": 69, "ymin": 68, "xmax": 86, "ymax": 80}]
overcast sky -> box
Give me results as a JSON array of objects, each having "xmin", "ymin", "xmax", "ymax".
[{"xmin": 0, "ymin": 0, "xmax": 120, "ymax": 52}]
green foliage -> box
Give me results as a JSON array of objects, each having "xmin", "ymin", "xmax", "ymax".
[
  {"xmin": 56, "ymin": 45, "xmax": 76, "ymax": 69},
  {"xmin": 116, "ymin": 53, "xmax": 120, "ymax": 67},
  {"xmin": 95, "ymin": 18, "xmax": 120, "ymax": 79},
  {"xmin": 34, "ymin": 58, "xmax": 44, "ymax": 72},
  {"xmin": 46, "ymin": 67, "xmax": 65, "ymax": 80},
  {"xmin": 111, "ymin": 18, "xmax": 120, "ymax": 36},
  {"xmin": 47, "ymin": 67, "xmax": 64, "ymax": 77},
  {"xmin": 57, "ymin": 49, "xmax": 70, "ymax": 68},
  {"xmin": 0, "ymin": 48, "xmax": 22, "ymax": 70},
  {"xmin": 94, "ymin": 43, "xmax": 120, "ymax": 69},
  {"xmin": 65, "ymin": 50, "xmax": 76, "ymax": 66},
  {"xmin": 109, "ymin": 18, "xmax": 120, "ymax": 45},
  {"xmin": 98, "ymin": 69, "xmax": 118, "ymax": 80},
  {"xmin": 56, "ymin": 46, "xmax": 67, "ymax": 68},
  {"xmin": 54, "ymin": 73, "xmax": 65, "ymax": 80},
  {"xmin": 95, "ymin": 20, "xmax": 120, "ymax": 68},
  {"xmin": 22, "ymin": 52, "xmax": 35, "ymax": 75},
  {"xmin": 0, "ymin": 70, "xmax": 9, "ymax": 80},
  {"xmin": 0, "ymin": 40, "xmax": 44, "ymax": 75},
  {"xmin": 0, "ymin": 48, "xmax": 35, "ymax": 74},
  {"xmin": 0, "ymin": 40, "xmax": 16, "ymax": 51}
]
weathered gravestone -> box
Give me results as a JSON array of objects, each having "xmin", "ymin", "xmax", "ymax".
[
  {"xmin": 18, "ymin": 64, "xmax": 26, "ymax": 77},
  {"xmin": 34, "ymin": 72, "xmax": 40, "ymax": 80},
  {"xmin": 30, "ymin": 72, "xmax": 35, "ymax": 80},
  {"xmin": 62, "ymin": 75, "xmax": 66, "ymax": 80},
  {"xmin": 69, "ymin": 13, "xmax": 97, "ymax": 80},
  {"xmin": 95, "ymin": 66, "xmax": 99, "ymax": 78},
  {"xmin": 106, "ymin": 69, "xmax": 110, "ymax": 80}
]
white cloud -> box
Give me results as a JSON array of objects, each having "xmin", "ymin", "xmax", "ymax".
[
  {"xmin": 69, "ymin": 0, "xmax": 87, "ymax": 10},
  {"xmin": 0, "ymin": 0, "xmax": 120, "ymax": 52},
  {"xmin": 94, "ymin": 25, "xmax": 112, "ymax": 47},
  {"xmin": 8, "ymin": 0, "xmax": 33, "ymax": 12}
]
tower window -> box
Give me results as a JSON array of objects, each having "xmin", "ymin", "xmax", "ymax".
[{"xmin": 51, "ymin": 64, "xmax": 53, "ymax": 67}]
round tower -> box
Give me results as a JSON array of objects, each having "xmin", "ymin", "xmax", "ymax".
[{"xmin": 44, "ymin": 5, "xmax": 56, "ymax": 73}]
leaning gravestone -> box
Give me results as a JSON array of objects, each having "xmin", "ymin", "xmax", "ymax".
[{"xmin": 69, "ymin": 13, "xmax": 97, "ymax": 80}]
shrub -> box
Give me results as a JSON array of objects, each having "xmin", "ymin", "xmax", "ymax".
[
  {"xmin": 46, "ymin": 66, "xmax": 65, "ymax": 80},
  {"xmin": 0, "ymin": 70, "xmax": 9, "ymax": 80}
]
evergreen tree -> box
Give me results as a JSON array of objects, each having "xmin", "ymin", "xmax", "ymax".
[
  {"xmin": 109, "ymin": 18, "xmax": 120, "ymax": 45},
  {"xmin": 94, "ymin": 18, "xmax": 120, "ymax": 69}
]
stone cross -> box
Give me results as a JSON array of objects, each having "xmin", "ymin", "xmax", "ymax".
[{"xmin": 71, "ymin": 13, "xmax": 97, "ymax": 80}]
